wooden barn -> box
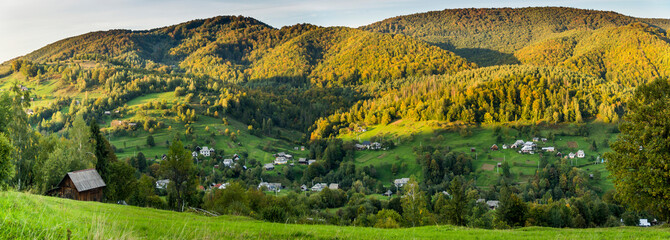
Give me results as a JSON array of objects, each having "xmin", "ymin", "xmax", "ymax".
[{"xmin": 53, "ymin": 168, "xmax": 106, "ymax": 202}]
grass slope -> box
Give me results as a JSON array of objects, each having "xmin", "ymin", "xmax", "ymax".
[{"xmin": 2, "ymin": 191, "xmax": 669, "ymax": 239}]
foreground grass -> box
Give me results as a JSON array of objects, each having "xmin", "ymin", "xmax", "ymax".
[{"xmin": 2, "ymin": 192, "xmax": 669, "ymax": 239}]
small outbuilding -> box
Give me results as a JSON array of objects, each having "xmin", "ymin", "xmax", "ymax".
[{"xmin": 52, "ymin": 169, "xmax": 106, "ymax": 202}]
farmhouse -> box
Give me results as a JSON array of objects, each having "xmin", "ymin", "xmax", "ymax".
[
  {"xmin": 394, "ymin": 178, "xmax": 410, "ymax": 188},
  {"xmin": 520, "ymin": 145, "xmax": 534, "ymax": 153},
  {"xmin": 577, "ymin": 150, "xmax": 585, "ymax": 158},
  {"xmin": 51, "ymin": 169, "xmax": 106, "ymax": 202},
  {"xmin": 490, "ymin": 144, "xmax": 499, "ymax": 151},
  {"xmin": 275, "ymin": 152, "xmax": 292, "ymax": 159},
  {"xmin": 264, "ymin": 163, "xmax": 275, "ymax": 170},
  {"xmin": 156, "ymin": 179, "xmax": 169, "ymax": 189},
  {"xmin": 542, "ymin": 147, "xmax": 555, "ymax": 152},
  {"xmin": 200, "ymin": 146, "xmax": 215, "ymax": 157},
  {"xmin": 274, "ymin": 156, "xmax": 288, "ymax": 165},
  {"xmin": 223, "ymin": 159, "xmax": 234, "ymax": 167},
  {"xmin": 486, "ymin": 200, "xmax": 500, "ymax": 210},
  {"xmin": 311, "ymin": 183, "xmax": 328, "ymax": 191},
  {"xmin": 258, "ymin": 182, "xmax": 282, "ymax": 191}
]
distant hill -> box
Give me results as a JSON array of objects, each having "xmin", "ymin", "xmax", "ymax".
[
  {"xmin": 362, "ymin": 7, "xmax": 670, "ymax": 66},
  {"xmin": 516, "ymin": 22, "xmax": 670, "ymax": 87},
  {"xmin": 16, "ymin": 16, "xmax": 475, "ymax": 86}
]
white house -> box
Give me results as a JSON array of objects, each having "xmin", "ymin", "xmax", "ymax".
[
  {"xmin": 394, "ymin": 178, "xmax": 410, "ymax": 188},
  {"xmin": 311, "ymin": 183, "xmax": 328, "ymax": 192},
  {"xmin": 328, "ymin": 183, "xmax": 339, "ymax": 190},
  {"xmin": 502, "ymin": 144, "xmax": 509, "ymax": 150},
  {"xmin": 370, "ymin": 142, "xmax": 382, "ymax": 150},
  {"xmin": 258, "ymin": 182, "xmax": 281, "ymax": 191},
  {"xmin": 568, "ymin": 152, "xmax": 576, "ymax": 159},
  {"xmin": 156, "ymin": 179, "xmax": 170, "ymax": 190},
  {"xmin": 200, "ymin": 146, "xmax": 213, "ymax": 157},
  {"xmin": 308, "ymin": 159, "xmax": 316, "ymax": 165},
  {"xmin": 542, "ymin": 147, "xmax": 555, "ymax": 152},
  {"xmin": 521, "ymin": 145, "xmax": 534, "ymax": 153},
  {"xmin": 192, "ymin": 151, "xmax": 198, "ymax": 158},
  {"xmin": 274, "ymin": 156, "xmax": 288, "ymax": 165},
  {"xmin": 486, "ymin": 200, "xmax": 500, "ymax": 210},
  {"xmin": 223, "ymin": 159, "xmax": 234, "ymax": 167},
  {"xmin": 264, "ymin": 163, "xmax": 275, "ymax": 170},
  {"xmin": 577, "ymin": 150, "xmax": 585, "ymax": 158},
  {"xmin": 640, "ymin": 219, "xmax": 651, "ymax": 227}
]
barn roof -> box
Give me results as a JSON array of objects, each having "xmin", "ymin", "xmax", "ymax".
[{"xmin": 61, "ymin": 169, "xmax": 106, "ymax": 192}]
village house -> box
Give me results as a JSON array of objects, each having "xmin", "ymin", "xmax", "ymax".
[
  {"xmin": 502, "ymin": 144, "xmax": 509, "ymax": 150},
  {"xmin": 275, "ymin": 152, "xmax": 292, "ymax": 160},
  {"xmin": 200, "ymin": 146, "xmax": 215, "ymax": 157},
  {"xmin": 329, "ymin": 183, "xmax": 339, "ymax": 190},
  {"xmin": 510, "ymin": 140, "xmax": 525, "ymax": 149},
  {"xmin": 192, "ymin": 151, "xmax": 198, "ymax": 158},
  {"xmin": 639, "ymin": 219, "xmax": 651, "ymax": 227},
  {"xmin": 258, "ymin": 182, "xmax": 282, "ymax": 191},
  {"xmin": 264, "ymin": 163, "xmax": 275, "ymax": 170},
  {"xmin": 532, "ymin": 137, "xmax": 539, "ymax": 142},
  {"xmin": 51, "ymin": 169, "xmax": 106, "ymax": 202},
  {"xmin": 301, "ymin": 185, "xmax": 308, "ymax": 191},
  {"xmin": 383, "ymin": 190, "xmax": 393, "ymax": 197},
  {"xmin": 568, "ymin": 152, "xmax": 576, "ymax": 159},
  {"xmin": 156, "ymin": 179, "xmax": 169, "ymax": 189},
  {"xmin": 394, "ymin": 178, "xmax": 410, "ymax": 188},
  {"xmin": 490, "ymin": 144, "xmax": 499, "ymax": 151},
  {"xmin": 104, "ymin": 111, "xmax": 111, "ymax": 115},
  {"xmin": 298, "ymin": 158, "xmax": 307, "ymax": 165},
  {"xmin": 223, "ymin": 159, "xmax": 234, "ymax": 167},
  {"xmin": 486, "ymin": 200, "xmax": 500, "ymax": 210},
  {"xmin": 369, "ymin": 142, "xmax": 382, "ymax": 150},
  {"xmin": 541, "ymin": 147, "xmax": 555, "ymax": 152},
  {"xmin": 308, "ymin": 159, "xmax": 316, "ymax": 165},
  {"xmin": 311, "ymin": 183, "xmax": 329, "ymax": 192},
  {"xmin": 274, "ymin": 156, "xmax": 288, "ymax": 165},
  {"xmin": 25, "ymin": 109, "xmax": 34, "ymax": 115},
  {"xmin": 577, "ymin": 150, "xmax": 585, "ymax": 158},
  {"xmin": 541, "ymin": 138, "xmax": 548, "ymax": 142}
]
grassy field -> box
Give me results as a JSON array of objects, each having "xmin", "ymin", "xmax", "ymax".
[{"xmin": 2, "ymin": 191, "xmax": 669, "ymax": 240}]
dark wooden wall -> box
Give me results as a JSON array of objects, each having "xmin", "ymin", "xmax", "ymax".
[{"xmin": 57, "ymin": 176, "xmax": 104, "ymax": 202}]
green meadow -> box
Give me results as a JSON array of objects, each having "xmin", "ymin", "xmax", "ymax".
[{"xmin": 2, "ymin": 191, "xmax": 668, "ymax": 240}]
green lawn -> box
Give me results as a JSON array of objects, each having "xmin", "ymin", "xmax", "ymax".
[{"xmin": 2, "ymin": 191, "xmax": 668, "ymax": 239}]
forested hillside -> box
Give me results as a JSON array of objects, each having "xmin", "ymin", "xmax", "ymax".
[
  {"xmin": 311, "ymin": 65, "xmax": 626, "ymax": 139},
  {"xmin": 362, "ymin": 7, "xmax": 670, "ymax": 66},
  {"xmin": 516, "ymin": 23, "xmax": 670, "ymax": 87},
  {"xmin": 18, "ymin": 16, "xmax": 474, "ymax": 86}
]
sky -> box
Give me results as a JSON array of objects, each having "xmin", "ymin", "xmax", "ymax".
[{"xmin": 0, "ymin": 0, "xmax": 668, "ymax": 63}]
